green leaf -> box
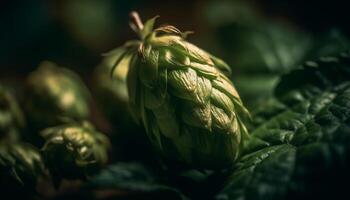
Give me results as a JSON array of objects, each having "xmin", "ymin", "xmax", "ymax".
[
  {"xmin": 275, "ymin": 52, "xmax": 350, "ymax": 106},
  {"xmin": 217, "ymin": 145, "xmax": 297, "ymax": 200},
  {"xmin": 86, "ymin": 163, "xmax": 186, "ymax": 200},
  {"xmin": 217, "ymin": 51, "xmax": 350, "ymax": 200}
]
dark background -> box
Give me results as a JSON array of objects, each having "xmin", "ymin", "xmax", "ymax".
[{"xmin": 1, "ymin": 0, "xmax": 349, "ymax": 76}]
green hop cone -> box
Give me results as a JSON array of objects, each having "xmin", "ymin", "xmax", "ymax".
[
  {"xmin": 93, "ymin": 50, "xmax": 132, "ymax": 128},
  {"xmin": 95, "ymin": 50, "xmax": 129, "ymax": 105},
  {"xmin": 25, "ymin": 61, "xmax": 90, "ymax": 131},
  {"xmin": 0, "ymin": 85, "xmax": 25, "ymax": 142},
  {"xmin": 111, "ymin": 12, "xmax": 250, "ymax": 169},
  {"xmin": 94, "ymin": 47, "xmax": 156, "ymax": 163},
  {"xmin": 0, "ymin": 142, "xmax": 45, "ymax": 195},
  {"xmin": 41, "ymin": 121, "xmax": 109, "ymax": 184}
]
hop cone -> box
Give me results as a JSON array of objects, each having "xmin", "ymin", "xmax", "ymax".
[
  {"xmin": 0, "ymin": 142, "xmax": 45, "ymax": 195},
  {"xmin": 41, "ymin": 121, "xmax": 109, "ymax": 183},
  {"xmin": 0, "ymin": 85, "xmax": 25, "ymax": 142},
  {"xmin": 93, "ymin": 50, "xmax": 131, "ymax": 127},
  {"xmin": 94, "ymin": 49, "xmax": 155, "ymax": 163},
  {"xmin": 25, "ymin": 61, "xmax": 90, "ymax": 130},
  {"xmin": 111, "ymin": 13, "xmax": 249, "ymax": 169},
  {"xmin": 95, "ymin": 50, "xmax": 130, "ymax": 105}
]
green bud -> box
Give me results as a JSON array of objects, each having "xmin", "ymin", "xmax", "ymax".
[
  {"xmin": 25, "ymin": 61, "xmax": 90, "ymax": 130},
  {"xmin": 0, "ymin": 142, "xmax": 45, "ymax": 194},
  {"xmin": 0, "ymin": 85, "xmax": 25, "ymax": 142},
  {"xmin": 41, "ymin": 121, "xmax": 109, "ymax": 183},
  {"xmin": 111, "ymin": 13, "xmax": 250, "ymax": 169}
]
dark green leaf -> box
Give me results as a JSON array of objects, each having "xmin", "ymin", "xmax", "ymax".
[
  {"xmin": 218, "ymin": 51, "xmax": 350, "ymax": 200},
  {"xmin": 86, "ymin": 163, "xmax": 186, "ymax": 200}
]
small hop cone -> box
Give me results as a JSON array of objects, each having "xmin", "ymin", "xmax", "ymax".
[
  {"xmin": 111, "ymin": 12, "xmax": 249, "ymax": 169},
  {"xmin": 41, "ymin": 121, "xmax": 109, "ymax": 185}
]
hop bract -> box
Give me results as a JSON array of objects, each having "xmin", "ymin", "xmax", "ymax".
[
  {"xmin": 111, "ymin": 13, "xmax": 250, "ymax": 169},
  {"xmin": 41, "ymin": 121, "xmax": 109, "ymax": 182}
]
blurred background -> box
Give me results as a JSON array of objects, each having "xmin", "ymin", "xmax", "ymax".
[
  {"xmin": 1, "ymin": 1, "xmax": 350, "ymax": 199},
  {"xmin": 0, "ymin": 0, "xmax": 349, "ymax": 126},
  {"xmin": 1, "ymin": 0, "xmax": 350, "ymax": 106}
]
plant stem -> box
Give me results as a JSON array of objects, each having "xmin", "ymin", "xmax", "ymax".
[{"xmin": 130, "ymin": 11, "xmax": 144, "ymax": 32}]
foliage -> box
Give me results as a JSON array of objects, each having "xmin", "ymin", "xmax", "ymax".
[
  {"xmin": 216, "ymin": 51, "xmax": 350, "ymax": 200},
  {"xmin": 85, "ymin": 162, "xmax": 186, "ymax": 200}
]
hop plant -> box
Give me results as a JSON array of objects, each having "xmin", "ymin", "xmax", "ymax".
[
  {"xmin": 25, "ymin": 61, "xmax": 90, "ymax": 130},
  {"xmin": 0, "ymin": 85, "xmax": 25, "ymax": 142},
  {"xmin": 0, "ymin": 142, "xmax": 45, "ymax": 195},
  {"xmin": 111, "ymin": 12, "xmax": 250, "ymax": 169},
  {"xmin": 41, "ymin": 121, "xmax": 109, "ymax": 184}
]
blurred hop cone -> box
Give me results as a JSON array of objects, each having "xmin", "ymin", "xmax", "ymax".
[
  {"xmin": 25, "ymin": 61, "xmax": 91, "ymax": 144},
  {"xmin": 41, "ymin": 121, "xmax": 109, "ymax": 185}
]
